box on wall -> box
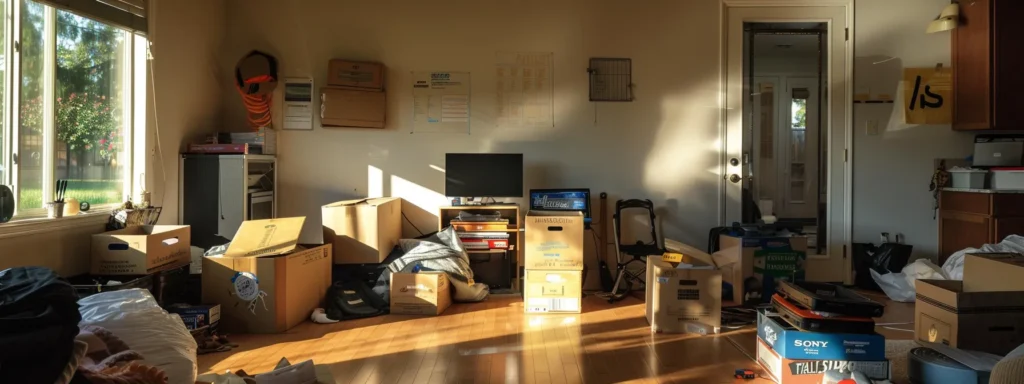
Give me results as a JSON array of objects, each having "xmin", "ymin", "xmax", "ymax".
[
  {"xmin": 390, "ymin": 271, "xmax": 451, "ymax": 316},
  {"xmin": 914, "ymin": 279, "xmax": 1024, "ymax": 356},
  {"xmin": 962, "ymin": 253, "xmax": 1024, "ymax": 292},
  {"xmin": 321, "ymin": 87, "xmax": 386, "ymax": 129},
  {"xmin": 91, "ymin": 225, "xmax": 191, "ymax": 275},
  {"xmin": 756, "ymin": 338, "xmax": 890, "ymax": 384},
  {"xmin": 645, "ymin": 255, "xmax": 722, "ymax": 334},
  {"xmin": 322, "ymin": 197, "xmax": 401, "ymax": 265},
  {"xmin": 201, "ymin": 217, "xmax": 333, "ymax": 334},
  {"xmin": 524, "ymin": 211, "xmax": 584, "ymax": 270},
  {"xmin": 524, "ymin": 270, "xmax": 582, "ymax": 313},
  {"xmin": 712, "ymin": 234, "xmax": 807, "ymax": 304},
  {"xmin": 757, "ymin": 309, "xmax": 885, "ymax": 361},
  {"xmin": 327, "ymin": 60, "xmax": 384, "ymax": 90}
]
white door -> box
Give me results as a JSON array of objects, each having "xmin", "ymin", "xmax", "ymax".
[
  {"xmin": 724, "ymin": 5, "xmax": 851, "ymax": 284},
  {"xmin": 779, "ymin": 77, "xmax": 820, "ymax": 219}
]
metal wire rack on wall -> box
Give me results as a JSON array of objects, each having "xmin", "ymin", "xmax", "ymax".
[{"xmin": 588, "ymin": 58, "xmax": 633, "ymax": 102}]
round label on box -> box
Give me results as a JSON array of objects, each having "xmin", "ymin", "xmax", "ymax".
[{"xmin": 231, "ymin": 272, "xmax": 260, "ymax": 301}]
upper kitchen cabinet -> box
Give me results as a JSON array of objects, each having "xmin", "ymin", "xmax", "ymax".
[{"xmin": 953, "ymin": 0, "xmax": 1024, "ymax": 131}]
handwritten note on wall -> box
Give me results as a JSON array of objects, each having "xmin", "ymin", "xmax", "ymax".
[{"xmin": 903, "ymin": 67, "xmax": 952, "ymax": 125}]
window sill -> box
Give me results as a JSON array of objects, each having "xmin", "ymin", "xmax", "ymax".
[{"xmin": 0, "ymin": 211, "xmax": 110, "ymax": 240}]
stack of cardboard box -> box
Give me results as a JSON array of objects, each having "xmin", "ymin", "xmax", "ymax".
[
  {"xmin": 321, "ymin": 60, "xmax": 386, "ymax": 129},
  {"xmin": 523, "ymin": 211, "xmax": 584, "ymax": 314},
  {"xmin": 915, "ymin": 252, "xmax": 1024, "ymax": 356}
]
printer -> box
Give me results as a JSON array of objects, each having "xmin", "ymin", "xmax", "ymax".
[{"xmin": 974, "ymin": 135, "xmax": 1024, "ymax": 167}]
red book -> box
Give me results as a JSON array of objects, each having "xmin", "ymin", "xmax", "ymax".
[{"xmin": 461, "ymin": 239, "xmax": 509, "ymax": 249}]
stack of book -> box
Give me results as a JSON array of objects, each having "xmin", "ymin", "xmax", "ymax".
[
  {"xmin": 217, "ymin": 128, "xmax": 276, "ymax": 155},
  {"xmin": 458, "ymin": 232, "xmax": 510, "ymax": 251}
]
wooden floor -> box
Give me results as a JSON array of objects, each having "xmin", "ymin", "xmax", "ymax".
[{"xmin": 198, "ymin": 292, "xmax": 915, "ymax": 384}]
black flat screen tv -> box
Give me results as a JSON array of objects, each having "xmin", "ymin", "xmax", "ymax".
[{"xmin": 445, "ymin": 153, "xmax": 523, "ymax": 198}]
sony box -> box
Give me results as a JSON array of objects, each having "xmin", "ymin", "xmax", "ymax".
[
  {"xmin": 757, "ymin": 309, "xmax": 885, "ymax": 361},
  {"xmin": 757, "ymin": 338, "xmax": 890, "ymax": 384}
]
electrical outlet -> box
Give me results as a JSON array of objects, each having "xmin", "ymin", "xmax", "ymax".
[{"xmin": 866, "ymin": 119, "xmax": 880, "ymax": 136}]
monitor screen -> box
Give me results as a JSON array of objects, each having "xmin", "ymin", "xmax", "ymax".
[{"xmin": 445, "ymin": 153, "xmax": 523, "ymax": 197}]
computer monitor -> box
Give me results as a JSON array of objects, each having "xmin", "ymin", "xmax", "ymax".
[{"xmin": 445, "ymin": 153, "xmax": 523, "ymax": 198}]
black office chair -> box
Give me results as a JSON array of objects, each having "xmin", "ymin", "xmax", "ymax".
[{"xmin": 607, "ymin": 199, "xmax": 663, "ymax": 303}]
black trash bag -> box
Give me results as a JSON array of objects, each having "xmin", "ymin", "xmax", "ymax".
[{"xmin": 853, "ymin": 242, "xmax": 913, "ymax": 291}]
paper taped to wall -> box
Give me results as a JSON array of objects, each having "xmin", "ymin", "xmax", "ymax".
[
  {"xmin": 496, "ymin": 52, "xmax": 554, "ymax": 127},
  {"xmin": 412, "ymin": 71, "xmax": 470, "ymax": 134},
  {"xmin": 283, "ymin": 77, "xmax": 314, "ymax": 130}
]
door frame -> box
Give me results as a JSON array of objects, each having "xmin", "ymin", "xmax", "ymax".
[{"xmin": 720, "ymin": 0, "xmax": 854, "ymax": 284}]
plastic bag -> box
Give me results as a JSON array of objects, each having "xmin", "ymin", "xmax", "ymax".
[
  {"xmin": 870, "ymin": 259, "xmax": 949, "ymax": 303},
  {"xmin": 78, "ymin": 288, "xmax": 198, "ymax": 384},
  {"xmin": 853, "ymin": 242, "xmax": 913, "ymax": 291}
]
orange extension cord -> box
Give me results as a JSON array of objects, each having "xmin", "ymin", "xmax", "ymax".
[{"xmin": 238, "ymin": 74, "xmax": 275, "ymax": 130}]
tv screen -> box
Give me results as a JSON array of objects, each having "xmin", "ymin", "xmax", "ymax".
[{"xmin": 445, "ymin": 153, "xmax": 523, "ymax": 198}]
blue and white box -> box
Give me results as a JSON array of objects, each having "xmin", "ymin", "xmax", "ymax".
[{"xmin": 757, "ymin": 309, "xmax": 885, "ymax": 361}]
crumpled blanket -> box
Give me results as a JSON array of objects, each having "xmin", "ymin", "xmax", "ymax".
[
  {"xmin": 76, "ymin": 325, "xmax": 168, "ymax": 384},
  {"xmin": 373, "ymin": 226, "xmax": 489, "ymax": 304},
  {"xmin": 941, "ymin": 234, "xmax": 1024, "ymax": 280}
]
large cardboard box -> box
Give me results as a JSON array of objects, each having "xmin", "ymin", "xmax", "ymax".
[
  {"xmin": 914, "ymin": 279, "xmax": 1024, "ymax": 355},
  {"xmin": 524, "ymin": 211, "xmax": 584, "ymax": 270},
  {"xmin": 712, "ymin": 234, "xmax": 807, "ymax": 304},
  {"xmin": 202, "ymin": 217, "xmax": 332, "ymax": 334},
  {"xmin": 524, "ymin": 270, "xmax": 582, "ymax": 313},
  {"xmin": 962, "ymin": 252, "xmax": 1024, "ymax": 292},
  {"xmin": 320, "ymin": 87, "xmax": 386, "ymax": 129},
  {"xmin": 757, "ymin": 309, "xmax": 885, "ymax": 361},
  {"xmin": 645, "ymin": 255, "xmax": 722, "ymax": 334},
  {"xmin": 322, "ymin": 197, "xmax": 401, "ymax": 265},
  {"xmin": 91, "ymin": 225, "xmax": 191, "ymax": 275},
  {"xmin": 756, "ymin": 338, "xmax": 890, "ymax": 384},
  {"xmin": 390, "ymin": 271, "xmax": 451, "ymax": 316},
  {"xmin": 327, "ymin": 60, "xmax": 384, "ymax": 90}
]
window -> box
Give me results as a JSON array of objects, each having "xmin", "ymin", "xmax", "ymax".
[{"xmin": 2, "ymin": 0, "xmax": 147, "ymax": 220}]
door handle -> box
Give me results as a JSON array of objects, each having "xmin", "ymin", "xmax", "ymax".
[{"xmin": 728, "ymin": 174, "xmax": 742, "ymax": 183}]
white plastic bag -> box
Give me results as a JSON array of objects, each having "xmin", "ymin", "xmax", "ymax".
[
  {"xmin": 78, "ymin": 289, "xmax": 198, "ymax": 384},
  {"xmin": 871, "ymin": 259, "xmax": 949, "ymax": 303}
]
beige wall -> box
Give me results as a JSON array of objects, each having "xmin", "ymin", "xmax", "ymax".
[
  {"xmin": 221, "ymin": 0, "xmax": 726, "ymax": 262},
  {"xmin": 0, "ymin": 0, "xmax": 227, "ymax": 276},
  {"xmin": 852, "ymin": 0, "xmax": 974, "ymax": 261}
]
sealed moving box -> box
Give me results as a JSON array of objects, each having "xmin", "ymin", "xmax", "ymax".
[
  {"xmin": 524, "ymin": 211, "xmax": 584, "ymax": 270},
  {"xmin": 390, "ymin": 271, "xmax": 452, "ymax": 316},
  {"xmin": 915, "ymin": 279, "xmax": 1024, "ymax": 355},
  {"xmin": 322, "ymin": 197, "xmax": 401, "ymax": 264},
  {"xmin": 645, "ymin": 254, "xmax": 722, "ymax": 334},
  {"xmin": 713, "ymin": 235, "xmax": 807, "ymax": 304},
  {"xmin": 524, "ymin": 270, "xmax": 582, "ymax": 313},
  {"xmin": 202, "ymin": 217, "xmax": 332, "ymax": 334},
  {"xmin": 962, "ymin": 253, "xmax": 1024, "ymax": 292},
  {"xmin": 92, "ymin": 225, "xmax": 191, "ymax": 275},
  {"xmin": 320, "ymin": 87, "xmax": 385, "ymax": 129}
]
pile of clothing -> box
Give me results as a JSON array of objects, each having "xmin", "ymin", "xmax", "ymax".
[{"xmin": 1, "ymin": 267, "xmax": 83, "ymax": 383}]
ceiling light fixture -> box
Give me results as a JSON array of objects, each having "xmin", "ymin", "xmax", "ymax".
[{"xmin": 927, "ymin": 3, "xmax": 960, "ymax": 34}]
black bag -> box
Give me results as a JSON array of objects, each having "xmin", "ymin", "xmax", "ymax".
[{"xmin": 853, "ymin": 242, "xmax": 913, "ymax": 291}]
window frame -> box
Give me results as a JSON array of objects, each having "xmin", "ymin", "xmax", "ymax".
[{"xmin": 2, "ymin": 0, "xmax": 146, "ymax": 223}]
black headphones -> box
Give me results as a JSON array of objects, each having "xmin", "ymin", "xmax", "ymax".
[{"xmin": 0, "ymin": 185, "xmax": 13, "ymax": 223}]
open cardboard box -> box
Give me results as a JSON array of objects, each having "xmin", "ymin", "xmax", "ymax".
[
  {"xmin": 202, "ymin": 217, "xmax": 332, "ymax": 334},
  {"xmin": 645, "ymin": 248, "xmax": 722, "ymax": 334}
]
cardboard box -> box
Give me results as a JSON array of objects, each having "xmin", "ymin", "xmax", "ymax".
[
  {"xmin": 645, "ymin": 255, "xmax": 722, "ymax": 334},
  {"xmin": 914, "ymin": 279, "xmax": 1024, "ymax": 355},
  {"xmin": 91, "ymin": 225, "xmax": 191, "ymax": 275},
  {"xmin": 962, "ymin": 252, "xmax": 1024, "ymax": 292},
  {"xmin": 390, "ymin": 271, "xmax": 451, "ymax": 316},
  {"xmin": 757, "ymin": 309, "xmax": 885, "ymax": 361},
  {"xmin": 322, "ymin": 197, "xmax": 401, "ymax": 264},
  {"xmin": 712, "ymin": 234, "xmax": 807, "ymax": 304},
  {"xmin": 320, "ymin": 87, "xmax": 386, "ymax": 129},
  {"xmin": 756, "ymin": 338, "xmax": 890, "ymax": 384},
  {"xmin": 327, "ymin": 60, "xmax": 384, "ymax": 90},
  {"xmin": 167, "ymin": 304, "xmax": 221, "ymax": 331},
  {"xmin": 202, "ymin": 217, "xmax": 332, "ymax": 334},
  {"xmin": 524, "ymin": 270, "xmax": 582, "ymax": 313},
  {"xmin": 524, "ymin": 211, "xmax": 584, "ymax": 270}
]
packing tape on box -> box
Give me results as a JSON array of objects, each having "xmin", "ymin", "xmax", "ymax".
[{"xmin": 908, "ymin": 347, "xmax": 991, "ymax": 384}]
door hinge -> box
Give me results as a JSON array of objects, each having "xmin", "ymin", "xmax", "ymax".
[
  {"xmin": 845, "ymin": 28, "xmax": 849, "ymax": 41},
  {"xmin": 842, "ymin": 244, "xmax": 847, "ymax": 259}
]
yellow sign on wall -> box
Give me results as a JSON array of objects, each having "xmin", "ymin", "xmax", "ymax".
[{"xmin": 903, "ymin": 67, "xmax": 953, "ymax": 125}]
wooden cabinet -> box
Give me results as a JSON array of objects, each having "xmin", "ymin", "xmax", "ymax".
[
  {"xmin": 438, "ymin": 205, "xmax": 521, "ymax": 292},
  {"xmin": 952, "ymin": 0, "xmax": 1024, "ymax": 130},
  {"xmin": 938, "ymin": 190, "xmax": 1024, "ymax": 263}
]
